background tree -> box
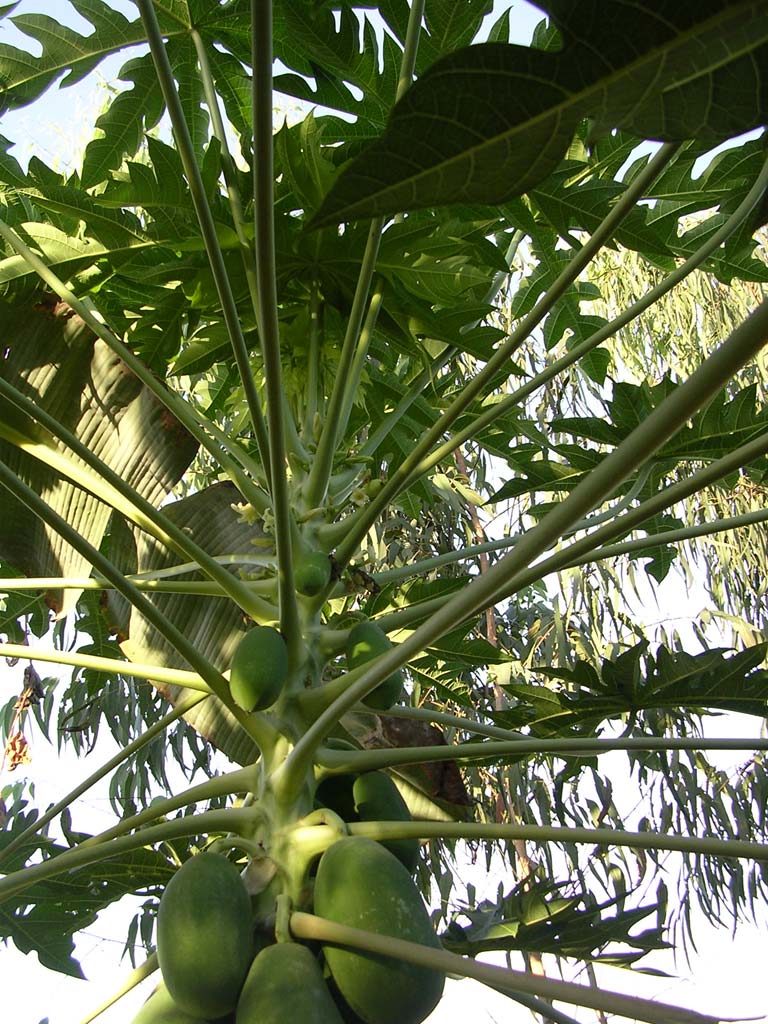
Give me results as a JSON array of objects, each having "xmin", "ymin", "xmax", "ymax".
[{"xmin": 1, "ymin": 2, "xmax": 768, "ymax": 1022}]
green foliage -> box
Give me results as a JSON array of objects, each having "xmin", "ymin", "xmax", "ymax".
[{"xmin": 0, "ymin": 2, "xmax": 766, "ymax": 1021}]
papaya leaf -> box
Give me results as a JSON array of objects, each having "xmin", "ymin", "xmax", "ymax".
[
  {"xmin": 0, "ymin": 813, "xmax": 174, "ymax": 977},
  {"xmin": 106, "ymin": 482, "xmax": 273, "ymax": 767},
  {"xmin": 311, "ymin": 2, "xmax": 768, "ymax": 225},
  {"xmin": 0, "ymin": 0, "xmax": 192, "ymax": 113},
  {"xmin": 0, "ymin": 297, "xmax": 198, "ymax": 615}
]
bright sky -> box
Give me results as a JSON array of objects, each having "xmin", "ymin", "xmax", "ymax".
[{"xmin": 1, "ymin": 3, "xmax": 766, "ymax": 1023}]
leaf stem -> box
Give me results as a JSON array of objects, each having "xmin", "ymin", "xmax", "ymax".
[
  {"xmin": 303, "ymin": 280, "xmax": 323, "ymax": 438},
  {"xmin": 411, "ymin": 148, "xmax": 768, "ymax": 475},
  {"xmin": 137, "ymin": 0, "xmax": 271, "ymax": 476},
  {"xmin": 0, "ymin": 807, "xmax": 260, "ymax": 902},
  {"xmin": 303, "ymin": 217, "xmax": 385, "ymax": 509},
  {"xmin": 77, "ymin": 764, "xmax": 258, "ymax": 851},
  {"xmin": 289, "ymin": 911, "xmax": 722, "ymax": 1024},
  {"xmin": 331, "ymin": 143, "xmax": 681, "ymax": 568},
  {"xmin": 316, "ymin": 736, "xmax": 768, "ymax": 773},
  {"xmin": 303, "ymin": 0, "xmax": 426, "ymax": 509},
  {"xmin": 78, "ymin": 953, "xmax": 158, "ymax": 1024},
  {"xmin": 0, "ymin": 461, "xmax": 277, "ymax": 752},
  {"xmin": 192, "ymin": 25, "xmax": 308, "ymax": 469},
  {"xmin": 0, "ymin": 642, "xmax": 209, "ymax": 692},
  {"xmin": 489, "ymin": 429, "xmax": 768, "ymax": 608},
  {"xmin": 0, "ymin": 375, "xmax": 277, "ymax": 622},
  {"xmin": 251, "ymin": 0, "xmax": 300, "ymax": 650},
  {"xmin": 0, "ymin": 220, "xmax": 268, "ymax": 514}
]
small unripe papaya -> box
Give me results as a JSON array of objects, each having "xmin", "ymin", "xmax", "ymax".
[
  {"xmin": 352, "ymin": 772, "xmax": 419, "ymax": 873},
  {"xmin": 294, "ymin": 550, "xmax": 332, "ymax": 597},
  {"xmin": 132, "ymin": 983, "xmax": 209, "ymax": 1024},
  {"xmin": 229, "ymin": 626, "xmax": 288, "ymax": 711},
  {"xmin": 235, "ymin": 942, "xmax": 344, "ymax": 1023},
  {"xmin": 345, "ymin": 621, "xmax": 403, "ymax": 710},
  {"xmin": 156, "ymin": 853, "xmax": 253, "ymax": 1019}
]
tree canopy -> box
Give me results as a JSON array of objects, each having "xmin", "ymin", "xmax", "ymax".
[{"xmin": 0, "ymin": 3, "xmax": 767, "ymax": 1022}]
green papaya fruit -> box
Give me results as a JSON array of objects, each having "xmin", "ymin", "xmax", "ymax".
[
  {"xmin": 235, "ymin": 942, "xmax": 344, "ymax": 1023},
  {"xmin": 132, "ymin": 983, "xmax": 234, "ymax": 1023},
  {"xmin": 352, "ymin": 772, "xmax": 419, "ymax": 873},
  {"xmin": 229, "ymin": 625, "xmax": 288, "ymax": 711},
  {"xmin": 313, "ymin": 837, "xmax": 444, "ymax": 1024},
  {"xmin": 325, "ymin": 974, "xmax": 368, "ymax": 1024},
  {"xmin": 294, "ymin": 550, "xmax": 332, "ymax": 596},
  {"xmin": 345, "ymin": 621, "xmax": 403, "ymax": 710},
  {"xmin": 315, "ymin": 773, "xmax": 358, "ymax": 823},
  {"xmin": 157, "ymin": 853, "xmax": 253, "ymax": 1019}
]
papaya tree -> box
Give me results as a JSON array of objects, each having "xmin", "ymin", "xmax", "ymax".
[{"xmin": 1, "ymin": 2, "xmax": 768, "ymax": 1022}]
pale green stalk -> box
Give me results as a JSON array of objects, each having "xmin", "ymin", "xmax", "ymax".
[
  {"xmin": 290, "ymin": 912, "xmax": 721, "ymax": 1024},
  {"xmin": 0, "ymin": 692, "xmax": 206, "ymax": 866},
  {"xmin": 332, "ymin": 143, "xmax": 681, "ymax": 567},
  {"xmin": 0, "ymin": 642, "xmax": 208, "ymax": 692},
  {"xmin": 278, "ymin": 300, "xmax": 768, "ymax": 793},
  {"xmin": 251, "ymin": 0, "xmax": 300, "ymax": 650},
  {"xmin": 376, "ymin": 704, "xmax": 525, "ymax": 741},
  {"xmin": 0, "ymin": 221, "xmax": 267, "ymax": 513},
  {"xmin": 286, "ymin": 818, "xmax": 768, "ymax": 865},
  {"xmin": 79, "ymin": 954, "xmax": 158, "ymax": 1024},
  {"xmin": 501, "ymin": 993, "xmax": 581, "ymax": 1024},
  {"xmin": 303, "ymin": 281, "xmax": 323, "ymax": 438},
  {"xmin": 0, "ymin": 376, "xmax": 277, "ymax": 622},
  {"xmin": 0, "ymin": 461, "xmax": 277, "ymax": 752},
  {"xmin": 303, "ymin": 0, "xmax": 426, "ymax": 508},
  {"xmin": 348, "ymin": 820, "xmax": 768, "ymax": 862},
  {"xmin": 316, "ymin": 736, "xmax": 768, "ymax": 774},
  {"xmin": 356, "ymin": 228, "xmax": 527, "ymax": 463},
  {"xmin": 192, "ymin": 27, "xmax": 308, "ymax": 470},
  {"xmin": 565, "ymin": 506, "xmax": 768, "ymax": 570},
  {"xmin": 137, "ymin": 0, "xmax": 271, "ymax": 475},
  {"xmin": 0, "ymin": 577, "xmax": 250, "ymax": 596},
  {"xmin": 363, "ymin": 467, "xmax": 650, "ymax": 588},
  {"xmin": 336, "ymin": 279, "xmax": 386, "ymax": 435},
  {"xmin": 78, "ymin": 764, "xmax": 258, "ymax": 850},
  {"xmin": 0, "ymin": 807, "xmax": 259, "ymax": 902},
  {"xmin": 304, "ymin": 218, "xmax": 385, "ymax": 508},
  {"xmin": 181, "ymin": 404, "xmax": 270, "ymax": 511}
]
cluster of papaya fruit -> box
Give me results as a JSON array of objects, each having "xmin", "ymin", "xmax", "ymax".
[
  {"xmin": 134, "ymin": 816, "xmax": 443, "ymax": 1022},
  {"xmin": 228, "ymin": 616, "xmax": 403, "ymax": 713}
]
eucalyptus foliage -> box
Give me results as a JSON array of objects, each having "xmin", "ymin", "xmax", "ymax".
[{"xmin": 0, "ymin": 2, "xmax": 767, "ymax": 1021}]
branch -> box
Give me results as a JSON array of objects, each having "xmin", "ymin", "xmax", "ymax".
[
  {"xmin": 331, "ymin": 143, "xmax": 681, "ymax": 568},
  {"xmin": 251, "ymin": 0, "xmax": 300, "ymax": 650},
  {"xmin": 137, "ymin": 0, "xmax": 271, "ymax": 474},
  {"xmin": 289, "ymin": 912, "xmax": 724, "ymax": 1024}
]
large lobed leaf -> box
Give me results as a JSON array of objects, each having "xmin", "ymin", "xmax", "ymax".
[
  {"xmin": 0, "ymin": 296, "xmax": 198, "ymax": 614},
  {"xmin": 312, "ymin": 1, "xmax": 768, "ymax": 225}
]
